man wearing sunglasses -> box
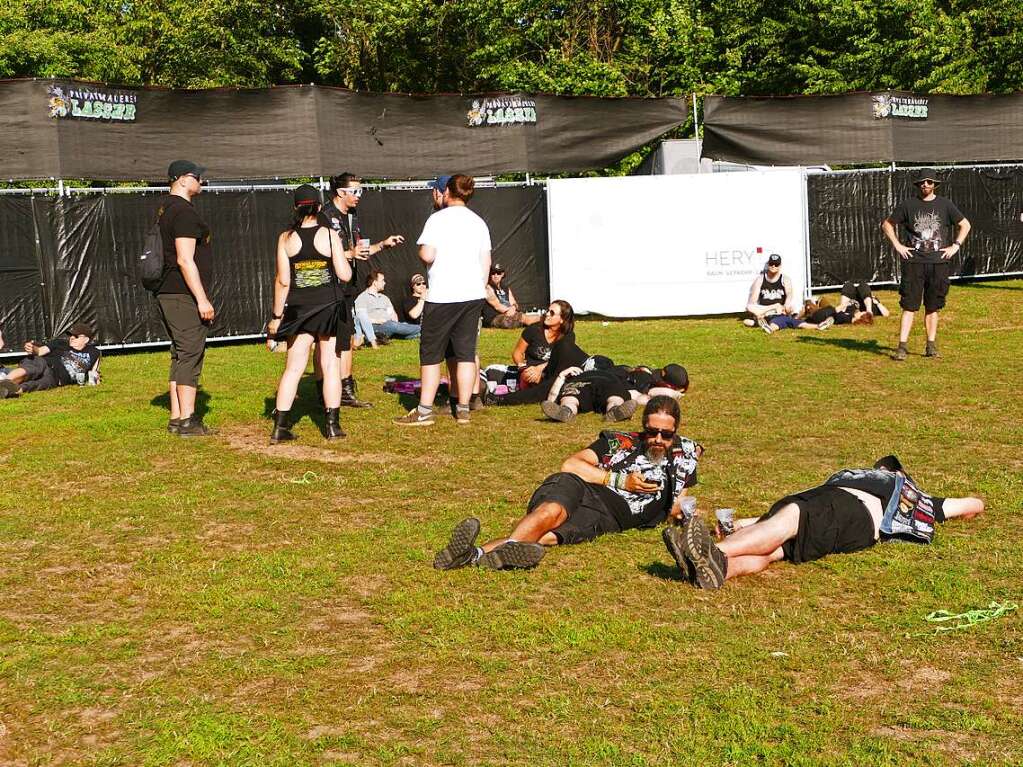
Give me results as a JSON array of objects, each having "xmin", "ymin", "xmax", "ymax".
[
  {"xmin": 156, "ymin": 160, "xmax": 215, "ymax": 436},
  {"xmin": 319, "ymin": 172, "xmax": 405, "ymax": 407},
  {"xmin": 433, "ymin": 395, "xmax": 701, "ymax": 570}
]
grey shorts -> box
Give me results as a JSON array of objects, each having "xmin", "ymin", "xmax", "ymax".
[
  {"xmin": 18, "ymin": 355, "xmax": 60, "ymax": 392},
  {"xmin": 157, "ymin": 292, "xmax": 210, "ymax": 387}
]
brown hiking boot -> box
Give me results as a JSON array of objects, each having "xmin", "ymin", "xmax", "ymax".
[
  {"xmin": 924, "ymin": 341, "xmax": 940, "ymax": 358},
  {"xmin": 891, "ymin": 344, "xmax": 908, "ymax": 361}
]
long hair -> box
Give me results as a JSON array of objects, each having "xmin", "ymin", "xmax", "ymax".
[
  {"xmin": 643, "ymin": 395, "xmax": 681, "ymax": 430},
  {"xmin": 550, "ymin": 299, "xmax": 575, "ymax": 339},
  {"xmin": 288, "ymin": 202, "xmax": 321, "ymax": 234}
]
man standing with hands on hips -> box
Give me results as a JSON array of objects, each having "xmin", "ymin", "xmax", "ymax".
[
  {"xmin": 882, "ymin": 168, "xmax": 970, "ymax": 360},
  {"xmin": 157, "ymin": 160, "xmax": 215, "ymax": 436},
  {"xmin": 394, "ymin": 174, "xmax": 490, "ymax": 426}
]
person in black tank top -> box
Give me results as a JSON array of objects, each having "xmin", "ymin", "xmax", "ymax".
[{"xmin": 266, "ymin": 185, "xmax": 352, "ymax": 444}]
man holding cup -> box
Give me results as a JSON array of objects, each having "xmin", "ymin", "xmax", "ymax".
[
  {"xmin": 319, "ymin": 172, "xmax": 405, "ymax": 406},
  {"xmin": 432, "ymin": 396, "xmax": 701, "ymax": 570}
]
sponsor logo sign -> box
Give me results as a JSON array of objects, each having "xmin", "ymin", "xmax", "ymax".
[
  {"xmin": 47, "ymin": 84, "xmax": 137, "ymax": 122},
  {"xmin": 872, "ymin": 93, "xmax": 928, "ymax": 120},
  {"xmin": 467, "ymin": 96, "xmax": 537, "ymax": 127}
]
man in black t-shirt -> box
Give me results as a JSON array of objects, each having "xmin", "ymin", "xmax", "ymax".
[
  {"xmin": 318, "ymin": 172, "xmax": 404, "ymax": 408},
  {"xmin": 432, "ymin": 396, "xmax": 701, "ymax": 570},
  {"xmin": 882, "ymin": 168, "xmax": 971, "ymax": 360},
  {"xmin": 663, "ymin": 454, "xmax": 985, "ymax": 590},
  {"xmin": 402, "ymin": 273, "xmax": 428, "ymax": 324},
  {"xmin": 155, "ymin": 160, "xmax": 215, "ymax": 436},
  {"xmin": 0, "ymin": 323, "xmax": 101, "ymax": 398}
]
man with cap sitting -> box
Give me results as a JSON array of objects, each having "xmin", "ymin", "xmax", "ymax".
[
  {"xmin": 401, "ymin": 273, "xmax": 429, "ymax": 324},
  {"xmin": 743, "ymin": 253, "xmax": 829, "ymax": 332},
  {"xmin": 482, "ymin": 263, "xmax": 541, "ymax": 329},
  {"xmin": 0, "ymin": 323, "xmax": 101, "ymax": 398},
  {"xmin": 882, "ymin": 168, "xmax": 971, "ymax": 360},
  {"xmin": 433, "ymin": 395, "xmax": 701, "ymax": 570}
]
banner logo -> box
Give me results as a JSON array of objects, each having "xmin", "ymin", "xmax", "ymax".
[
  {"xmin": 467, "ymin": 96, "xmax": 537, "ymax": 128},
  {"xmin": 872, "ymin": 94, "xmax": 928, "ymax": 120},
  {"xmin": 703, "ymin": 246, "xmax": 769, "ymax": 278},
  {"xmin": 47, "ymin": 84, "xmax": 137, "ymax": 122}
]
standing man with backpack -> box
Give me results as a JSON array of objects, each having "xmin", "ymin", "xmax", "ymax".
[{"xmin": 155, "ymin": 160, "xmax": 215, "ymax": 436}]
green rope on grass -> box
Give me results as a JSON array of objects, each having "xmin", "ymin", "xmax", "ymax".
[
  {"xmin": 289, "ymin": 471, "xmax": 319, "ymax": 485},
  {"xmin": 912, "ymin": 601, "xmax": 1018, "ymax": 637}
]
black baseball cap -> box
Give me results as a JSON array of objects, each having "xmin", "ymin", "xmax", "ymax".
[
  {"xmin": 767, "ymin": 253, "xmax": 782, "ymax": 266},
  {"xmin": 293, "ymin": 184, "xmax": 321, "ymax": 206},
  {"xmin": 661, "ymin": 364, "xmax": 689, "ymax": 391},
  {"xmin": 913, "ymin": 168, "xmax": 942, "ymax": 186},
  {"xmin": 168, "ymin": 159, "xmax": 206, "ymax": 180},
  {"xmin": 490, "ymin": 263, "xmax": 506, "ymax": 274}
]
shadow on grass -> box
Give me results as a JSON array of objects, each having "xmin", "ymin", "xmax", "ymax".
[
  {"xmin": 640, "ymin": 561, "xmax": 690, "ymax": 582},
  {"xmin": 795, "ymin": 336, "xmax": 892, "ymax": 356},
  {"xmin": 385, "ymin": 373, "xmax": 461, "ymax": 411},
  {"xmin": 150, "ymin": 388, "xmax": 211, "ymax": 420},
  {"xmin": 260, "ymin": 376, "xmax": 327, "ymax": 432}
]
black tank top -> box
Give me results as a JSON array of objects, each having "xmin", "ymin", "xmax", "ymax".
[
  {"xmin": 287, "ymin": 226, "xmax": 337, "ymax": 306},
  {"xmin": 758, "ymin": 274, "xmax": 787, "ymax": 306}
]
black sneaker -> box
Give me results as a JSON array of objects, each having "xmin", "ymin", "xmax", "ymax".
[
  {"xmin": 924, "ymin": 341, "xmax": 940, "ymax": 358},
  {"xmin": 662, "ymin": 526, "xmax": 697, "ymax": 585},
  {"xmin": 478, "ymin": 541, "xmax": 546, "ymax": 570},
  {"xmin": 604, "ymin": 399, "xmax": 639, "ymax": 423},
  {"xmin": 167, "ymin": 418, "xmax": 181, "ymax": 434},
  {"xmin": 433, "ymin": 518, "xmax": 482, "ymax": 570},
  {"xmin": 0, "ymin": 380, "xmax": 20, "ymax": 398},
  {"xmin": 681, "ymin": 516, "xmax": 727, "ymax": 589},
  {"xmin": 177, "ymin": 417, "xmax": 215, "ymax": 437},
  {"xmin": 541, "ymin": 401, "xmax": 575, "ymax": 422},
  {"xmin": 892, "ymin": 344, "xmax": 908, "ymax": 361}
]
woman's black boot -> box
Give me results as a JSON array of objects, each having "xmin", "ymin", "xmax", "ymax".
[
  {"xmin": 324, "ymin": 407, "xmax": 346, "ymax": 439},
  {"xmin": 270, "ymin": 409, "xmax": 296, "ymax": 444}
]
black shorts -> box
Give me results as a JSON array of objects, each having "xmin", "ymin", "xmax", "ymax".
[
  {"xmin": 900, "ymin": 261, "xmax": 951, "ymax": 312},
  {"xmin": 420, "ymin": 299, "xmax": 484, "ymax": 365},
  {"xmin": 527, "ymin": 472, "xmax": 622, "ymax": 545},
  {"xmin": 560, "ymin": 376, "xmax": 629, "ymax": 414},
  {"xmin": 760, "ymin": 485, "xmax": 876, "ymax": 564},
  {"xmin": 841, "ymin": 281, "xmax": 873, "ymax": 310}
]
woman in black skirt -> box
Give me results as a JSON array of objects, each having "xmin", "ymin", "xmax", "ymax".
[{"xmin": 266, "ymin": 185, "xmax": 352, "ymax": 443}]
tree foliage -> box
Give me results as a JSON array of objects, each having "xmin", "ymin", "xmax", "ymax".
[{"xmin": 2, "ymin": 0, "xmax": 1020, "ymax": 96}]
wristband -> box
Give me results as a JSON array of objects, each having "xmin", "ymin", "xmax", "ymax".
[{"xmin": 271, "ymin": 312, "xmax": 283, "ymax": 320}]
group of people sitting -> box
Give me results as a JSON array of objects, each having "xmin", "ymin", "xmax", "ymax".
[{"xmin": 744, "ymin": 254, "xmax": 889, "ymax": 334}]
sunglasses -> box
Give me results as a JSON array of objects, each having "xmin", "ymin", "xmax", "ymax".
[
  {"xmin": 345, "ymin": 187, "xmax": 364, "ymax": 197},
  {"xmin": 643, "ymin": 426, "xmax": 676, "ymax": 440},
  {"xmin": 545, "ymin": 308, "xmax": 559, "ymax": 316},
  {"xmin": 412, "ymin": 281, "xmax": 426, "ymax": 287},
  {"xmin": 185, "ymin": 173, "xmax": 203, "ymax": 183}
]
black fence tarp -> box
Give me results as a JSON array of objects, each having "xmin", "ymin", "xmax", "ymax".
[
  {"xmin": 0, "ymin": 186, "xmax": 549, "ymax": 351},
  {"xmin": 1, "ymin": 78, "xmax": 687, "ymax": 180},
  {"xmin": 703, "ymin": 92, "xmax": 1023, "ymax": 166},
  {"xmin": 808, "ymin": 166, "xmax": 1023, "ymax": 286}
]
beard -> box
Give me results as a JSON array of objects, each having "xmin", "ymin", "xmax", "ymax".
[{"xmin": 644, "ymin": 441, "xmax": 668, "ymax": 463}]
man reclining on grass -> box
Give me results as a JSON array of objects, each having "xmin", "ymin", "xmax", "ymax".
[
  {"xmin": 433, "ymin": 395, "xmax": 701, "ymax": 570},
  {"xmin": 541, "ymin": 359, "xmax": 689, "ymax": 424},
  {"xmin": 0, "ymin": 323, "xmax": 101, "ymax": 398},
  {"xmin": 662, "ymin": 455, "xmax": 984, "ymax": 589}
]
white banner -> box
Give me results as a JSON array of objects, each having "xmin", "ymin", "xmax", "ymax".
[{"xmin": 547, "ymin": 171, "xmax": 808, "ymax": 316}]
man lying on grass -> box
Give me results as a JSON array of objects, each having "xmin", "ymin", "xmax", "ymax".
[
  {"xmin": 663, "ymin": 455, "xmax": 984, "ymax": 589},
  {"xmin": 433, "ymin": 395, "xmax": 701, "ymax": 570}
]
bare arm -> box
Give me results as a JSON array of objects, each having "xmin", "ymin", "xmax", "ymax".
[
  {"xmin": 941, "ymin": 496, "xmax": 984, "ymax": 521},
  {"xmin": 485, "ymin": 284, "xmax": 506, "ymax": 312},
  {"xmin": 370, "ymin": 234, "xmax": 405, "ymax": 255},
  {"xmin": 942, "ymin": 219, "xmax": 972, "ymax": 259},
  {"xmin": 419, "ymin": 244, "xmax": 437, "ymax": 266},
  {"xmin": 561, "ymin": 448, "xmax": 607, "ymax": 484},
  {"xmin": 545, "ymin": 366, "xmax": 583, "ymax": 402},
  {"xmin": 783, "ymin": 275, "xmax": 799, "ymax": 315},
  {"xmin": 328, "ymin": 229, "xmax": 353, "ymax": 282},
  {"xmin": 511, "ymin": 337, "xmax": 529, "ymax": 367},
  {"xmin": 407, "ymin": 295, "xmax": 426, "ymax": 320},
  {"xmin": 506, "ymin": 286, "xmax": 518, "ymax": 311},
  {"xmin": 175, "ymin": 237, "xmax": 214, "ymax": 320},
  {"xmin": 881, "ymin": 218, "xmax": 912, "ymax": 259},
  {"xmin": 745, "ymin": 274, "xmax": 776, "ymax": 317},
  {"xmin": 266, "ymin": 233, "xmax": 291, "ymax": 337},
  {"xmin": 480, "ymin": 249, "xmax": 492, "ymax": 288}
]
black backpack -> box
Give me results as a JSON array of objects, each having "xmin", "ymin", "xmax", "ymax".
[{"xmin": 139, "ymin": 205, "xmax": 166, "ymax": 293}]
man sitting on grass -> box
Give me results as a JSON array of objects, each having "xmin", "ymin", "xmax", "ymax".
[
  {"xmin": 0, "ymin": 323, "xmax": 101, "ymax": 398},
  {"xmin": 433, "ymin": 395, "xmax": 701, "ymax": 570},
  {"xmin": 663, "ymin": 455, "xmax": 984, "ymax": 589}
]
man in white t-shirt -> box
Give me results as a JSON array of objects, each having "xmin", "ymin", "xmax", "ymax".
[{"xmin": 395, "ymin": 174, "xmax": 491, "ymax": 426}]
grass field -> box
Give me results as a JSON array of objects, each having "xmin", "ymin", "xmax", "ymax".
[{"xmin": 1, "ymin": 281, "xmax": 1022, "ymax": 766}]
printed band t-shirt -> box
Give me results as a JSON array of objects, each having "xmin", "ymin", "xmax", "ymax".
[
  {"xmin": 158, "ymin": 196, "xmax": 212, "ymax": 295},
  {"xmin": 519, "ymin": 322, "xmax": 554, "ymax": 367},
  {"xmin": 43, "ymin": 337, "xmax": 101, "ymax": 385},
  {"xmin": 586, "ymin": 430, "xmax": 699, "ymax": 530},
  {"xmin": 483, "ymin": 283, "xmax": 512, "ymax": 324},
  {"xmin": 757, "ymin": 275, "xmax": 787, "ymax": 306},
  {"xmin": 887, "ymin": 196, "xmax": 965, "ymax": 264},
  {"xmin": 416, "ymin": 206, "xmax": 490, "ymax": 303}
]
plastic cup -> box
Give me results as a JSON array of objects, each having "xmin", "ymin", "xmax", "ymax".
[
  {"xmin": 715, "ymin": 508, "xmax": 736, "ymax": 536},
  {"xmin": 358, "ymin": 237, "xmax": 371, "ymax": 258}
]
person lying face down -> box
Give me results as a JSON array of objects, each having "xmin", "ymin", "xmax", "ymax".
[
  {"xmin": 663, "ymin": 454, "xmax": 984, "ymax": 590},
  {"xmin": 541, "ymin": 358, "xmax": 690, "ymax": 424},
  {"xmin": 433, "ymin": 395, "xmax": 702, "ymax": 571}
]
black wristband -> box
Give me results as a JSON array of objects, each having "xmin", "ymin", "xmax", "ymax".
[{"xmin": 271, "ymin": 312, "xmax": 283, "ymax": 320}]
